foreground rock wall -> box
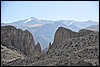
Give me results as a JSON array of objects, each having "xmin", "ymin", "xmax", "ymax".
[{"xmin": 1, "ymin": 26, "xmax": 35, "ymax": 55}]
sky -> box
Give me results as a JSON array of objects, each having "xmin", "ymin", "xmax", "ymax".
[{"xmin": 1, "ymin": 1, "xmax": 99, "ymax": 23}]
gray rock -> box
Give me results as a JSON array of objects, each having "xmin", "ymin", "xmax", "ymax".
[
  {"xmin": 1, "ymin": 26, "xmax": 35, "ymax": 56},
  {"xmin": 35, "ymin": 42, "xmax": 41, "ymax": 54},
  {"xmin": 50, "ymin": 27, "xmax": 94, "ymax": 51},
  {"xmin": 1, "ymin": 26, "xmax": 99, "ymax": 66},
  {"xmin": 75, "ymin": 60, "xmax": 93, "ymax": 66},
  {"xmin": 37, "ymin": 27, "xmax": 99, "ymax": 66}
]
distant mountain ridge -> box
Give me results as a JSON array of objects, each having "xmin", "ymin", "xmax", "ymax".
[
  {"xmin": 1, "ymin": 17, "xmax": 99, "ymax": 49},
  {"xmin": 85, "ymin": 24, "xmax": 99, "ymax": 31}
]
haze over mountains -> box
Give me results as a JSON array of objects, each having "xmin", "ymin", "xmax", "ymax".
[
  {"xmin": 1, "ymin": 17, "xmax": 99, "ymax": 49},
  {"xmin": 85, "ymin": 24, "xmax": 99, "ymax": 31}
]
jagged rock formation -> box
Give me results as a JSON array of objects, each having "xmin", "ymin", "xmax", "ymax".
[
  {"xmin": 1, "ymin": 26, "xmax": 35, "ymax": 56},
  {"xmin": 48, "ymin": 42, "xmax": 52, "ymax": 51},
  {"xmin": 1, "ymin": 26, "xmax": 43, "ymax": 66},
  {"xmin": 32, "ymin": 27, "xmax": 99, "ymax": 66},
  {"xmin": 51, "ymin": 27, "xmax": 78, "ymax": 48},
  {"xmin": 50, "ymin": 27, "xmax": 93, "ymax": 50},
  {"xmin": 1, "ymin": 26, "xmax": 99, "ymax": 66},
  {"xmin": 35, "ymin": 42, "xmax": 41, "ymax": 55}
]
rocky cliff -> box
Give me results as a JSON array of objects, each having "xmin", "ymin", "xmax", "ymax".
[
  {"xmin": 1, "ymin": 26, "xmax": 35, "ymax": 56},
  {"xmin": 1, "ymin": 26, "xmax": 99, "ymax": 66},
  {"xmin": 49, "ymin": 27, "xmax": 94, "ymax": 50},
  {"xmin": 32, "ymin": 27, "xmax": 99, "ymax": 66},
  {"xmin": 35, "ymin": 42, "xmax": 41, "ymax": 55}
]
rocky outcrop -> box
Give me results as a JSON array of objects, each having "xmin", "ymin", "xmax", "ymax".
[
  {"xmin": 35, "ymin": 42, "xmax": 41, "ymax": 54},
  {"xmin": 48, "ymin": 42, "xmax": 52, "ymax": 51},
  {"xmin": 32, "ymin": 29, "xmax": 99, "ymax": 66},
  {"xmin": 50, "ymin": 27, "xmax": 94, "ymax": 50},
  {"xmin": 1, "ymin": 26, "xmax": 99, "ymax": 66},
  {"xmin": 51, "ymin": 27, "xmax": 78, "ymax": 49},
  {"xmin": 78, "ymin": 29, "xmax": 94, "ymax": 37},
  {"xmin": 1, "ymin": 26, "xmax": 35, "ymax": 56},
  {"xmin": 1, "ymin": 45, "xmax": 24, "ymax": 66}
]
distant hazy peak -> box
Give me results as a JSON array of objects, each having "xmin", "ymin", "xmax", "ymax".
[{"xmin": 30, "ymin": 17, "xmax": 39, "ymax": 20}]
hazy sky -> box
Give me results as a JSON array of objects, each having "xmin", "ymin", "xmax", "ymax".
[{"xmin": 1, "ymin": 1, "xmax": 99, "ymax": 23}]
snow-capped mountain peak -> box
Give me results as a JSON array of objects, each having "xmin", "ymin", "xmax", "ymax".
[{"xmin": 24, "ymin": 17, "xmax": 40, "ymax": 23}]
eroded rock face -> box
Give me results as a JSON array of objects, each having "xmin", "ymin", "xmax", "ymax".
[
  {"xmin": 1, "ymin": 26, "xmax": 35, "ymax": 56},
  {"xmin": 50, "ymin": 27, "xmax": 94, "ymax": 50},
  {"xmin": 35, "ymin": 42, "xmax": 41, "ymax": 54},
  {"xmin": 32, "ymin": 29, "xmax": 99, "ymax": 66},
  {"xmin": 1, "ymin": 45, "xmax": 24, "ymax": 66},
  {"xmin": 78, "ymin": 29, "xmax": 94, "ymax": 37},
  {"xmin": 1, "ymin": 26, "xmax": 99, "ymax": 66},
  {"xmin": 51, "ymin": 27, "xmax": 78, "ymax": 48}
]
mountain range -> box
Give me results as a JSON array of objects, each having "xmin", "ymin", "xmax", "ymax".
[
  {"xmin": 1, "ymin": 17, "xmax": 99, "ymax": 49},
  {"xmin": 85, "ymin": 24, "xmax": 99, "ymax": 31}
]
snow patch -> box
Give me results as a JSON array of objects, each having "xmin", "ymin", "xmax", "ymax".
[
  {"xmin": 24, "ymin": 18, "xmax": 33, "ymax": 23},
  {"xmin": 68, "ymin": 21, "xmax": 74, "ymax": 26}
]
